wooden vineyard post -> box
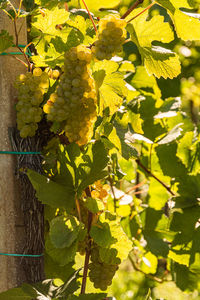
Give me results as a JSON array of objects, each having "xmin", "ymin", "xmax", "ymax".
[{"xmin": 0, "ymin": 1, "xmax": 27, "ymax": 291}]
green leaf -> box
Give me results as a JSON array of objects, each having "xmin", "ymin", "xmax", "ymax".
[
  {"xmin": 90, "ymin": 222, "xmax": 116, "ymax": 248},
  {"xmin": 93, "ymin": 61, "xmax": 127, "ymax": 114},
  {"xmin": 141, "ymin": 46, "xmax": 181, "ymax": 80},
  {"xmin": 99, "ymin": 247, "xmax": 121, "ymax": 265},
  {"xmin": 0, "ymin": 288, "xmax": 33, "ymax": 300},
  {"xmin": 157, "ymin": 123, "xmax": 183, "ymax": 144},
  {"xmin": 109, "ymin": 220, "xmax": 133, "ymax": 261},
  {"xmin": 45, "ymin": 236, "xmax": 77, "ymax": 266},
  {"xmin": 0, "ymin": 30, "xmax": 13, "ymax": 53},
  {"xmin": 140, "ymin": 252, "xmax": 158, "ymax": 274},
  {"xmin": 175, "ymin": 175, "xmax": 200, "ymax": 208},
  {"xmin": 45, "ymin": 254, "xmax": 75, "ymax": 282},
  {"xmin": 49, "ymin": 216, "xmax": 81, "ymax": 248},
  {"xmin": 27, "ymin": 169, "xmax": 75, "ymax": 212},
  {"xmin": 177, "ymin": 132, "xmax": 200, "ymax": 175},
  {"xmin": 68, "ymin": 293, "xmax": 107, "ymax": 300},
  {"xmin": 54, "ymin": 269, "xmax": 80, "ymax": 298},
  {"xmin": 127, "ymin": 10, "xmax": 181, "ymax": 78},
  {"xmin": 148, "ymin": 177, "xmax": 169, "ymax": 210},
  {"xmin": 156, "ymin": 143, "xmax": 186, "ymax": 177},
  {"xmin": 32, "ymin": 7, "xmax": 70, "ymax": 36},
  {"xmin": 84, "ymin": 198, "xmax": 104, "ymax": 213},
  {"xmin": 173, "ymin": 262, "xmax": 200, "ymax": 291},
  {"xmin": 114, "ymin": 121, "xmax": 139, "ymax": 160},
  {"xmin": 130, "ymin": 66, "xmax": 161, "ymax": 99},
  {"xmin": 77, "ymin": 141, "xmax": 109, "ymax": 195},
  {"xmin": 80, "ymin": 0, "xmax": 120, "ymax": 12},
  {"xmin": 156, "ymin": 0, "xmax": 200, "ymax": 41},
  {"xmin": 118, "ymin": 61, "xmax": 135, "ymax": 73}
]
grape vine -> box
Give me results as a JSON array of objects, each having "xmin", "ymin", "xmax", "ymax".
[{"xmin": 1, "ymin": 0, "xmax": 200, "ymax": 299}]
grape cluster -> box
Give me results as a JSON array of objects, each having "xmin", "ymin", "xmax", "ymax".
[
  {"xmin": 44, "ymin": 45, "xmax": 97, "ymax": 146},
  {"xmin": 91, "ymin": 180, "xmax": 109, "ymax": 202},
  {"xmin": 15, "ymin": 68, "xmax": 49, "ymax": 138},
  {"xmin": 89, "ymin": 245, "xmax": 119, "ymax": 291},
  {"xmin": 92, "ymin": 15, "xmax": 127, "ymax": 60}
]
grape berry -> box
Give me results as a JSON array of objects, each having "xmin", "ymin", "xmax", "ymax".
[
  {"xmin": 15, "ymin": 68, "xmax": 49, "ymax": 138},
  {"xmin": 44, "ymin": 45, "xmax": 97, "ymax": 146},
  {"xmin": 92, "ymin": 15, "xmax": 127, "ymax": 60}
]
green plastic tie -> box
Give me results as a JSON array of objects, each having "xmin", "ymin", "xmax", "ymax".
[
  {"xmin": 0, "ymin": 151, "xmax": 41, "ymax": 155},
  {"xmin": 0, "ymin": 44, "xmax": 32, "ymax": 56},
  {"xmin": 0, "ymin": 252, "xmax": 43, "ymax": 257}
]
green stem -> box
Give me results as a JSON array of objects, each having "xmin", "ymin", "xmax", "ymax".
[
  {"xmin": 2, "ymin": 8, "xmax": 13, "ymax": 19},
  {"xmin": 17, "ymin": 0, "xmax": 23, "ymax": 17},
  {"xmin": 80, "ymin": 187, "xmax": 93, "ymax": 294},
  {"xmin": 108, "ymin": 166, "xmax": 117, "ymax": 213}
]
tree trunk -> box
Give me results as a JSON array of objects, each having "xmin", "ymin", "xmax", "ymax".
[{"xmin": 0, "ymin": 1, "xmax": 27, "ymax": 291}]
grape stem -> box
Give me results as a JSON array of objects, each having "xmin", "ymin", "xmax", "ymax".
[
  {"xmin": 80, "ymin": 186, "xmax": 93, "ymax": 294},
  {"xmin": 81, "ymin": 0, "xmax": 98, "ymax": 33},
  {"xmin": 108, "ymin": 166, "xmax": 117, "ymax": 213},
  {"xmin": 121, "ymin": 0, "xmax": 144, "ymax": 19},
  {"xmin": 3, "ymin": 52, "xmax": 28, "ymax": 67},
  {"xmin": 13, "ymin": 17, "xmax": 31, "ymax": 70},
  {"xmin": 127, "ymin": 2, "xmax": 155, "ymax": 23},
  {"xmin": 128, "ymin": 254, "xmax": 165, "ymax": 283}
]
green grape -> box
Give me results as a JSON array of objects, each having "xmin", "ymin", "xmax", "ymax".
[
  {"xmin": 15, "ymin": 68, "xmax": 49, "ymax": 138},
  {"xmin": 44, "ymin": 45, "xmax": 97, "ymax": 146},
  {"xmin": 33, "ymin": 67, "xmax": 43, "ymax": 77},
  {"xmin": 92, "ymin": 15, "xmax": 127, "ymax": 60},
  {"xmin": 88, "ymin": 245, "xmax": 120, "ymax": 291}
]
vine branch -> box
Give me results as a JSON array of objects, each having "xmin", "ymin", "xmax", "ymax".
[
  {"xmin": 121, "ymin": 0, "xmax": 144, "ymax": 19},
  {"xmin": 127, "ymin": 2, "xmax": 155, "ymax": 23},
  {"xmin": 136, "ymin": 159, "xmax": 175, "ymax": 196},
  {"xmin": 3, "ymin": 52, "xmax": 28, "ymax": 67},
  {"xmin": 81, "ymin": 0, "xmax": 97, "ymax": 33},
  {"xmin": 80, "ymin": 187, "xmax": 93, "ymax": 294},
  {"xmin": 108, "ymin": 166, "xmax": 118, "ymax": 212},
  {"xmin": 13, "ymin": 18, "xmax": 31, "ymax": 69},
  {"xmin": 128, "ymin": 254, "xmax": 165, "ymax": 283}
]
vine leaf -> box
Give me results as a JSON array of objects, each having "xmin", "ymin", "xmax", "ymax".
[
  {"xmin": 93, "ymin": 60, "xmax": 127, "ymax": 114},
  {"xmin": 32, "ymin": 7, "xmax": 70, "ymax": 36},
  {"xmin": 156, "ymin": 0, "xmax": 200, "ymax": 41},
  {"xmin": 45, "ymin": 235, "xmax": 77, "ymax": 266},
  {"xmin": 84, "ymin": 197, "xmax": 105, "ymax": 213},
  {"xmin": 127, "ymin": 10, "xmax": 181, "ymax": 79},
  {"xmin": 141, "ymin": 252, "xmax": 158, "ymax": 274},
  {"xmin": 0, "ymin": 30, "xmax": 13, "ymax": 53},
  {"xmin": 80, "ymin": 0, "xmax": 120, "ymax": 12},
  {"xmin": 77, "ymin": 140, "xmax": 109, "ymax": 195},
  {"xmin": 68, "ymin": 293, "xmax": 107, "ymax": 299},
  {"xmin": 109, "ymin": 219, "xmax": 133, "ymax": 261},
  {"xmin": 27, "ymin": 169, "xmax": 75, "ymax": 212},
  {"xmin": 177, "ymin": 132, "xmax": 200, "ymax": 175},
  {"xmin": 130, "ymin": 66, "xmax": 161, "ymax": 99},
  {"xmin": 0, "ymin": 288, "xmax": 33, "ymax": 300},
  {"xmin": 0, "ymin": 272, "xmax": 80, "ymax": 299},
  {"xmin": 157, "ymin": 123, "xmax": 183, "ymax": 144},
  {"xmin": 173, "ymin": 262, "xmax": 200, "ymax": 291},
  {"xmin": 90, "ymin": 222, "xmax": 117, "ymax": 248},
  {"xmin": 49, "ymin": 216, "xmax": 83, "ymax": 249}
]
